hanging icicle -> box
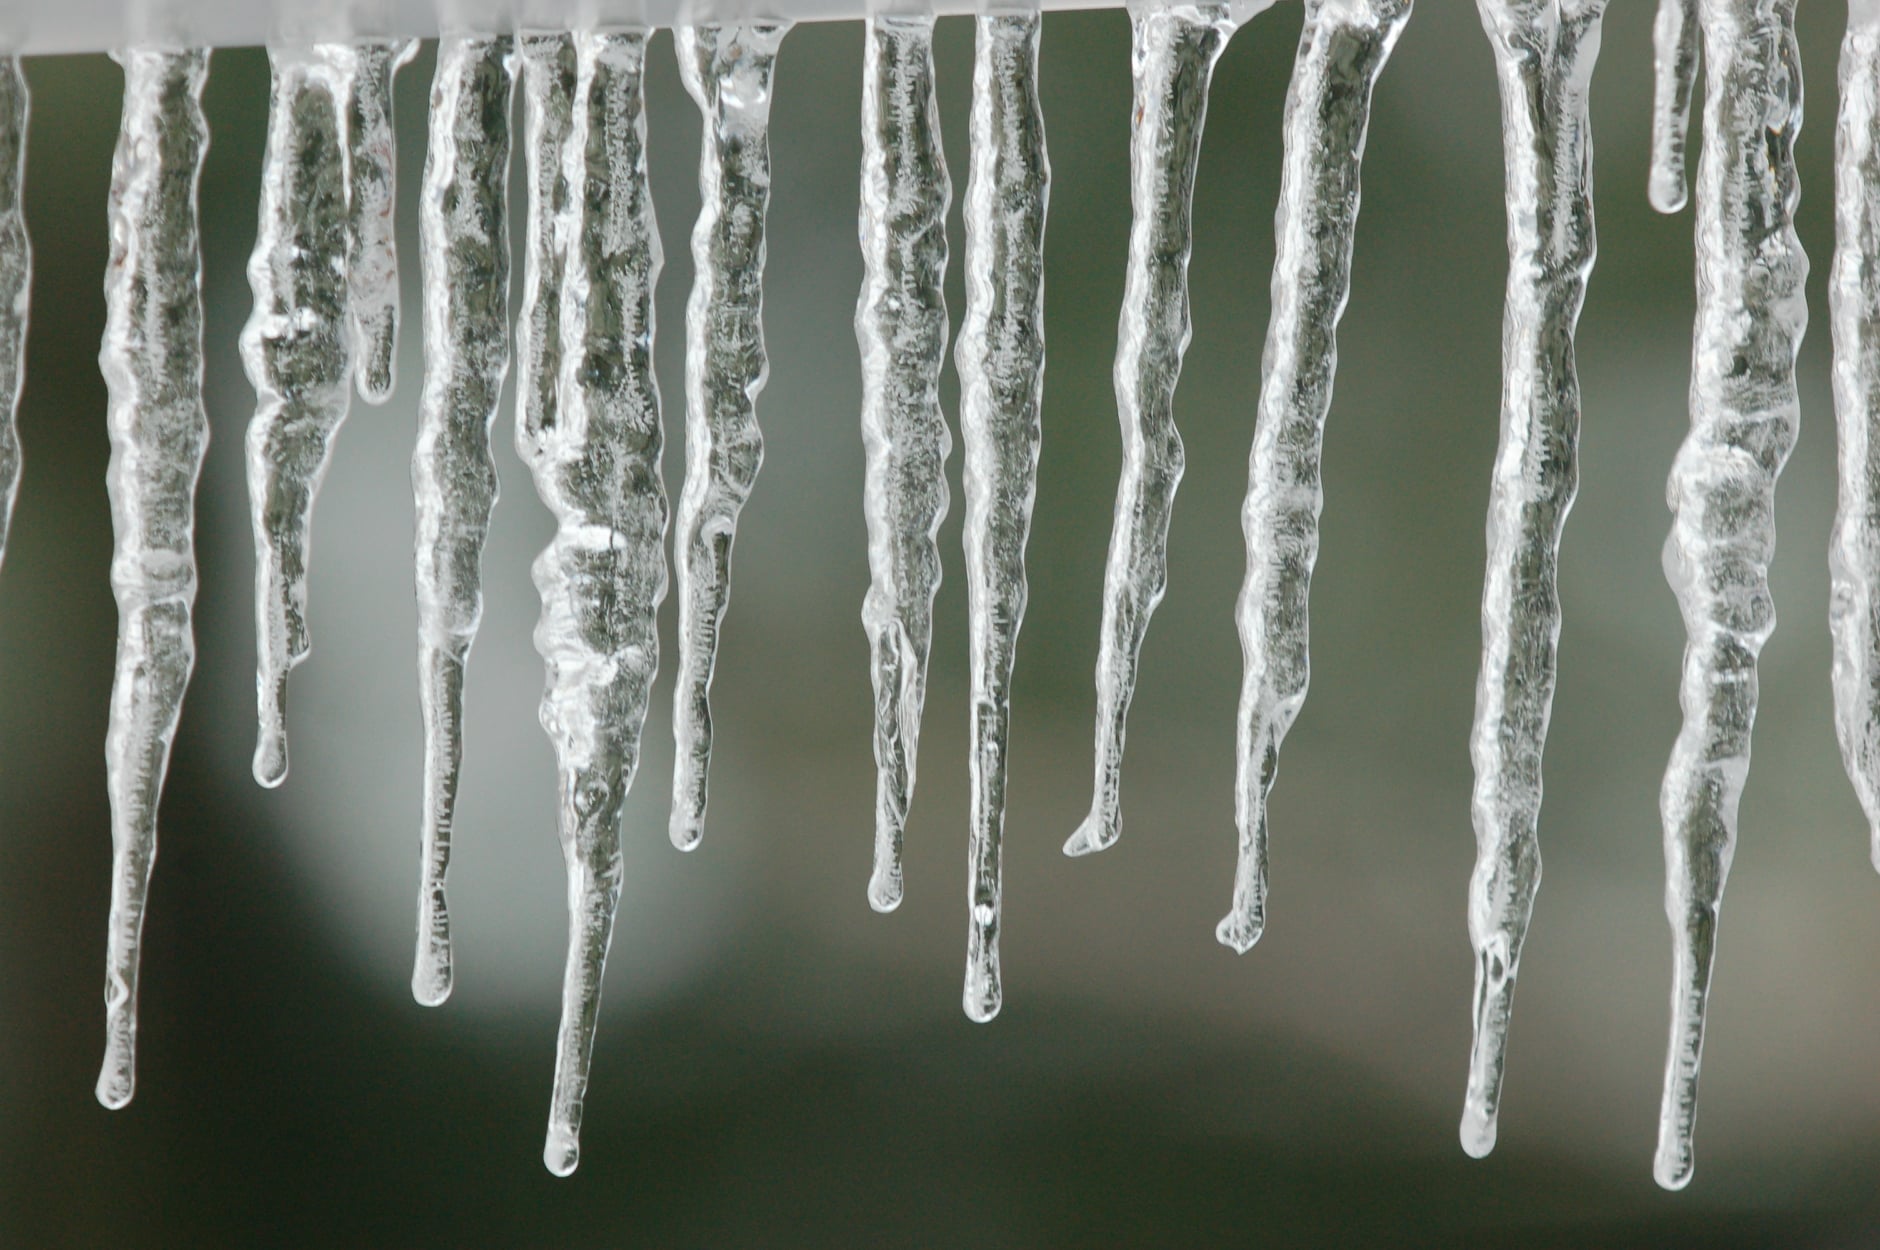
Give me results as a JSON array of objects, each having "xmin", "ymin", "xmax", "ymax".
[
  {"xmin": 410, "ymin": 33, "xmax": 516, "ymax": 1008},
  {"xmin": 1649, "ymin": 0, "xmax": 1699, "ymax": 214},
  {"xmin": 343, "ymin": 37, "xmax": 418, "ymax": 405},
  {"xmin": 1218, "ymin": 0, "xmax": 1409, "ymax": 954},
  {"xmin": 1459, "ymin": 0, "xmax": 1605, "ymax": 1160},
  {"xmin": 1651, "ymin": 0, "xmax": 1805, "ymax": 1192},
  {"xmin": 0, "ymin": 56, "xmax": 27, "ymax": 579},
  {"xmin": 96, "ymin": 45, "xmax": 210, "ymax": 1110}
]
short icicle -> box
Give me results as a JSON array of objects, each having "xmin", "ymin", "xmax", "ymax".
[
  {"xmin": 410, "ymin": 34, "xmax": 516, "ymax": 1007},
  {"xmin": 243, "ymin": 44, "xmax": 357, "ymax": 789},
  {"xmin": 669, "ymin": 21, "xmax": 790, "ymax": 852},
  {"xmin": 1459, "ymin": 0, "xmax": 1606, "ymax": 1160},
  {"xmin": 1649, "ymin": 0, "xmax": 1699, "ymax": 213},
  {"xmin": 528, "ymin": 28, "xmax": 667, "ymax": 1179},
  {"xmin": 96, "ymin": 46, "xmax": 211, "ymax": 1110},
  {"xmin": 0, "ymin": 56, "xmax": 28, "ymax": 578},
  {"xmin": 1065, "ymin": 0, "xmax": 1242, "ymax": 860},
  {"xmin": 1219, "ymin": 0, "xmax": 1410, "ymax": 954},
  {"xmin": 958, "ymin": 11, "xmax": 1048, "ymax": 1023},
  {"xmin": 342, "ymin": 37, "xmax": 418, "ymax": 404},
  {"xmin": 1653, "ymin": 0, "xmax": 1805, "ymax": 1191},
  {"xmin": 857, "ymin": 13, "xmax": 951, "ymax": 912}
]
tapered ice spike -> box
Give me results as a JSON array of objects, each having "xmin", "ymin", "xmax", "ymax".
[
  {"xmin": 1066, "ymin": 0, "xmax": 1237, "ymax": 860},
  {"xmin": 97, "ymin": 45, "xmax": 210, "ymax": 1110},
  {"xmin": 1653, "ymin": 0, "xmax": 1805, "ymax": 1192},
  {"xmin": 1459, "ymin": 0, "xmax": 1605, "ymax": 1161},
  {"xmin": 1649, "ymin": 0, "xmax": 1698, "ymax": 214},
  {"xmin": 857, "ymin": 14, "xmax": 951, "ymax": 913},
  {"xmin": 0, "ymin": 57, "xmax": 27, "ymax": 583},
  {"xmin": 1219, "ymin": 0, "xmax": 1409, "ymax": 955},
  {"xmin": 670, "ymin": 21, "xmax": 790, "ymax": 852},
  {"xmin": 345, "ymin": 37, "xmax": 418, "ymax": 404},
  {"xmin": 958, "ymin": 11, "xmax": 1048, "ymax": 1023},
  {"xmin": 523, "ymin": 29, "xmax": 667, "ymax": 1178},
  {"xmin": 410, "ymin": 33, "xmax": 516, "ymax": 1007}
]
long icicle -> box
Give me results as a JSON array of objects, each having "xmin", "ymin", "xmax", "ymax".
[
  {"xmin": 410, "ymin": 34, "xmax": 516, "ymax": 1007},
  {"xmin": 1649, "ymin": 0, "xmax": 1699, "ymax": 214},
  {"xmin": 958, "ymin": 11, "xmax": 1048, "ymax": 1023},
  {"xmin": 1459, "ymin": 0, "xmax": 1605, "ymax": 1160},
  {"xmin": 1064, "ymin": 0, "xmax": 1239, "ymax": 860},
  {"xmin": 858, "ymin": 13, "xmax": 951, "ymax": 912},
  {"xmin": 1653, "ymin": 0, "xmax": 1805, "ymax": 1191},
  {"xmin": 244, "ymin": 45, "xmax": 357, "ymax": 789},
  {"xmin": 344, "ymin": 37, "xmax": 418, "ymax": 405},
  {"xmin": 0, "ymin": 56, "xmax": 27, "ymax": 578},
  {"xmin": 531, "ymin": 28, "xmax": 667, "ymax": 1179},
  {"xmin": 1218, "ymin": 0, "xmax": 1410, "ymax": 954},
  {"xmin": 96, "ymin": 46, "xmax": 210, "ymax": 1110},
  {"xmin": 1833, "ymin": 1, "xmax": 1880, "ymax": 867},
  {"xmin": 669, "ymin": 21, "xmax": 790, "ymax": 851}
]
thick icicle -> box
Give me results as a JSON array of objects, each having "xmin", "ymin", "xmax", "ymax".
[
  {"xmin": 343, "ymin": 37, "xmax": 417, "ymax": 404},
  {"xmin": 1065, "ymin": 0, "xmax": 1238, "ymax": 860},
  {"xmin": 857, "ymin": 14, "xmax": 951, "ymax": 912},
  {"xmin": 410, "ymin": 34, "xmax": 516, "ymax": 1007},
  {"xmin": 0, "ymin": 57, "xmax": 26, "ymax": 578},
  {"xmin": 243, "ymin": 45, "xmax": 357, "ymax": 789},
  {"xmin": 1219, "ymin": 0, "xmax": 1409, "ymax": 954},
  {"xmin": 1459, "ymin": 0, "xmax": 1604, "ymax": 1160},
  {"xmin": 1653, "ymin": 0, "xmax": 1805, "ymax": 1191},
  {"xmin": 1649, "ymin": 0, "xmax": 1699, "ymax": 213},
  {"xmin": 96, "ymin": 46, "xmax": 210, "ymax": 1110},
  {"xmin": 527, "ymin": 28, "xmax": 667, "ymax": 1181},
  {"xmin": 958, "ymin": 12, "xmax": 1048, "ymax": 1023},
  {"xmin": 669, "ymin": 21, "xmax": 789, "ymax": 851}
]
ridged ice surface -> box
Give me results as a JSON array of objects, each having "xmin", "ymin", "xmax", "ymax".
[
  {"xmin": 958, "ymin": 12, "xmax": 1047, "ymax": 1024},
  {"xmin": 857, "ymin": 14, "xmax": 951, "ymax": 913},
  {"xmin": 1065, "ymin": 0, "xmax": 1235, "ymax": 860},
  {"xmin": 1653, "ymin": 0, "xmax": 1806, "ymax": 1192},
  {"xmin": 670, "ymin": 21, "xmax": 789, "ymax": 851},
  {"xmin": 0, "ymin": 58, "xmax": 27, "ymax": 579},
  {"xmin": 410, "ymin": 34, "xmax": 515, "ymax": 1007},
  {"xmin": 517, "ymin": 31, "xmax": 576, "ymax": 489},
  {"xmin": 343, "ymin": 38, "xmax": 417, "ymax": 404},
  {"xmin": 96, "ymin": 46, "xmax": 210, "ymax": 1111},
  {"xmin": 1220, "ymin": 0, "xmax": 1408, "ymax": 955},
  {"xmin": 242, "ymin": 45, "xmax": 356, "ymax": 789},
  {"xmin": 1460, "ymin": 0, "xmax": 1604, "ymax": 1161},
  {"xmin": 1650, "ymin": 0, "xmax": 1699, "ymax": 214},
  {"xmin": 523, "ymin": 29, "xmax": 667, "ymax": 1180}
]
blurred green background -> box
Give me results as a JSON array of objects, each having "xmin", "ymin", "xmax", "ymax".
[{"xmin": 2, "ymin": 3, "xmax": 1877, "ymax": 1244}]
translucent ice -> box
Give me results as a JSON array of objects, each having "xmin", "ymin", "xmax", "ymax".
[
  {"xmin": 343, "ymin": 38, "xmax": 418, "ymax": 404},
  {"xmin": 0, "ymin": 57, "xmax": 27, "ymax": 579}
]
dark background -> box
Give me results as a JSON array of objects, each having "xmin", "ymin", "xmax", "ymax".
[{"xmin": 3, "ymin": 2, "xmax": 1879, "ymax": 1244}]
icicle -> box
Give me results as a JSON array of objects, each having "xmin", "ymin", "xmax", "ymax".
[
  {"xmin": 1833, "ymin": 1, "xmax": 1880, "ymax": 868},
  {"xmin": 0, "ymin": 56, "xmax": 26, "ymax": 578},
  {"xmin": 1649, "ymin": 0, "xmax": 1699, "ymax": 214},
  {"xmin": 1653, "ymin": 0, "xmax": 1805, "ymax": 1192},
  {"xmin": 96, "ymin": 45, "xmax": 210, "ymax": 1110},
  {"xmin": 958, "ymin": 11, "xmax": 1048, "ymax": 1023},
  {"xmin": 1219, "ymin": 0, "xmax": 1409, "ymax": 955},
  {"xmin": 526, "ymin": 26, "xmax": 667, "ymax": 1181},
  {"xmin": 343, "ymin": 37, "xmax": 418, "ymax": 404},
  {"xmin": 410, "ymin": 34, "xmax": 516, "ymax": 1007},
  {"xmin": 243, "ymin": 45, "xmax": 357, "ymax": 789},
  {"xmin": 516, "ymin": 31, "xmax": 576, "ymax": 480},
  {"xmin": 857, "ymin": 13, "xmax": 951, "ymax": 912},
  {"xmin": 1064, "ymin": 0, "xmax": 1238, "ymax": 860},
  {"xmin": 1459, "ymin": 0, "xmax": 1605, "ymax": 1161},
  {"xmin": 668, "ymin": 22, "xmax": 790, "ymax": 851}
]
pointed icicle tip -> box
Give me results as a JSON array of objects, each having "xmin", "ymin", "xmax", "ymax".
[
  {"xmin": 1653, "ymin": 1144, "xmax": 1694, "ymax": 1191},
  {"xmin": 1062, "ymin": 812, "xmax": 1116, "ymax": 858},
  {"xmin": 95, "ymin": 1067, "xmax": 134, "ymax": 1111},
  {"xmin": 867, "ymin": 867, "xmax": 904, "ymax": 914},
  {"xmin": 1214, "ymin": 912, "xmax": 1262, "ymax": 954}
]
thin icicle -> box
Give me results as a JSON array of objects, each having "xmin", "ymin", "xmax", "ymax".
[
  {"xmin": 1654, "ymin": 0, "xmax": 1805, "ymax": 1192},
  {"xmin": 343, "ymin": 37, "xmax": 418, "ymax": 404},
  {"xmin": 958, "ymin": 12, "xmax": 1047, "ymax": 1024},
  {"xmin": 410, "ymin": 34, "xmax": 516, "ymax": 1008},
  {"xmin": 96, "ymin": 46, "xmax": 210, "ymax": 1110},
  {"xmin": 1219, "ymin": 0, "xmax": 1410, "ymax": 955},
  {"xmin": 0, "ymin": 56, "xmax": 27, "ymax": 577},
  {"xmin": 1650, "ymin": 0, "xmax": 1699, "ymax": 213},
  {"xmin": 1833, "ymin": 2, "xmax": 1880, "ymax": 867},
  {"xmin": 243, "ymin": 45, "xmax": 356, "ymax": 789},
  {"xmin": 1459, "ymin": 0, "xmax": 1604, "ymax": 1161},
  {"xmin": 516, "ymin": 32, "xmax": 576, "ymax": 477},
  {"xmin": 1065, "ymin": 0, "xmax": 1238, "ymax": 860},
  {"xmin": 857, "ymin": 14, "xmax": 951, "ymax": 913},
  {"xmin": 669, "ymin": 21, "xmax": 789, "ymax": 852},
  {"xmin": 529, "ymin": 27, "xmax": 666, "ymax": 1181}
]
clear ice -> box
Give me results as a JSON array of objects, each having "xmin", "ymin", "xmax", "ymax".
[
  {"xmin": 343, "ymin": 38, "xmax": 418, "ymax": 404},
  {"xmin": 1649, "ymin": 0, "xmax": 1699, "ymax": 214},
  {"xmin": 0, "ymin": 57, "xmax": 27, "ymax": 579},
  {"xmin": 1652, "ymin": 0, "xmax": 1805, "ymax": 1192},
  {"xmin": 857, "ymin": 14, "xmax": 952, "ymax": 912},
  {"xmin": 410, "ymin": 34, "xmax": 516, "ymax": 1007},
  {"xmin": 520, "ymin": 28, "xmax": 668, "ymax": 1181},
  {"xmin": 958, "ymin": 12, "xmax": 1048, "ymax": 1024},
  {"xmin": 669, "ymin": 21, "xmax": 790, "ymax": 852},
  {"xmin": 1459, "ymin": 0, "xmax": 1605, "ymax": 1160},
  {"xmin": 97, "ymin": 46, "xmax": 210, "ymax": 1110},
  {"xmin": 243, "ymin": 45, "xmax": 357, "ymax": 789},
  {"xmin": 1219, "ymin": 0, "xmax": 1410, "ymax": 954},
  {"xmin": 1064, "ymin": 0, "xmax": 1239, "ymax": 860}
]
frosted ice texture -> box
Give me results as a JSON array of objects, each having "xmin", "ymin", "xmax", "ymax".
[
  {"xmin": 343, "ymin": 38, "xmax": 418, "ymax": 404},
  {"xmin": 1650, "ymin": 0, "xmax": 1698, "ymax": 214},
  {"xmin": 0, "ymin": 59, "xmax": 27, "ymax": 581}
]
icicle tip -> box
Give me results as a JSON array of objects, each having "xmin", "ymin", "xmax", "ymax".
[
  {"xmin": 95, "ymin": 1059, "xmax": 134, "ymax": 1110},
  {"xmin": 1214, "ymin": 911, "xmax": 1262, "ymax": 954},
  {"xmin": 1458, "ymin": 1105, "xmax": 1496, "ymax": 1159},
  {"xmin": 253, "ymin": 726, "xmax": 288, "ymax": 789},
  {"xmin": 1653, "ymin": 1139, "xmax": 1694, "ymax": 1191},
  {"xmin": 544, "ymin": 1127, "xmax": 579, "ymax": 1177},
  {"xmin": 1062, "ymin": 810, "xmax": 1116, "ymax": 858},
  {"xmin": 867, "ymin": 863, "xmax": 904, "ymax": 913}
]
